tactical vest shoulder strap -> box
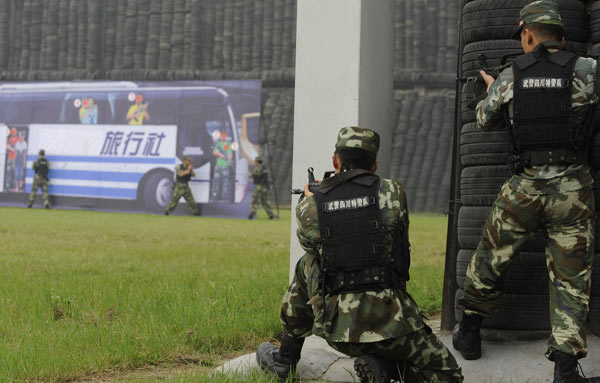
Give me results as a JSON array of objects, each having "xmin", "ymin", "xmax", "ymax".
[
  {"xmin": 514, "ymin": 52, "xmax": 537, "ymax": 71},
  {"xmin": 316, "ymin": 169, "xmax": 376, "ymax": 195},
  {"xmin": 548, "ymin": 50, "xmax": 576, "ymax": 67}
]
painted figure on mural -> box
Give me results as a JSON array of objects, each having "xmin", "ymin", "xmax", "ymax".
[
  {"xmin": 126, "ymin": 94, "xmax": 150, "ymax": 125},
  {"xmin": 211, "ymin": 131, "xmax": 233, "ymax": 202}
]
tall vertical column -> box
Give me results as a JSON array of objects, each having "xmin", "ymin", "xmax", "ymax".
[{"xmin": 290, "ymin": 0, "xmax": 394, "ymax": 279}]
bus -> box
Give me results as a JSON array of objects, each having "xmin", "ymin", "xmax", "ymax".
[{"xmin": 0, "ymin": 81, "xmax": 255, "ymax": 213}]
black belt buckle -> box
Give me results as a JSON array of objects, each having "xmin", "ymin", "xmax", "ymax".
[{"xmin": 507, "ymin": 154, "xmax": 522, "ymax": 173}]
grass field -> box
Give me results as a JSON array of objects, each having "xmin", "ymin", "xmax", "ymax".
[{"xmin": 0, "ymin": 207, "xmax": 447, "ymax": 382}]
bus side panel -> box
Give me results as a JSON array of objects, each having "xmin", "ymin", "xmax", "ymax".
[
  {"xmin": 0, "ymin": 125, "xmax": 6, "ymax": 192},
  {"xmin": 26, "ymin": 124, "xmax": 177, "ymax": 202}
]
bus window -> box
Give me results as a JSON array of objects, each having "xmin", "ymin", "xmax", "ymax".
[
  {"xmin": 61, "ymin": 93, "xmax": 114, "ymax": 124},
  {"xmin": 114, "ymin": 90, "xmax": 182, "ymax": 126},
  {"xmin": 4, "ymin": 93, "xmax": 34, "ymax": 124},
  {"xmin": 32, "ymin": 92, "xmax": 66, "ymax": 124}
]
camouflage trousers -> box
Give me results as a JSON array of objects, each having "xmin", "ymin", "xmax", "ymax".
[
  {"xmin": 458, "ymin": 181, "xmax": 595, "ymax": 360},
  {"xmin": 28, "ymin": 175, "xmax": 49, "ymax": 207},
  {"xmin": 249, "ymin": 185, "xmax": 274, "ymax": 218},
  {"xmin": 281, "ymin": 253, "xmax": 463, "ymax": 382},
  {"xmin": 211, "ymin": 166, "xmax": 229, "ymax": 200},
  {"xmin": 165, "ymin": 182, "xmax": 198, "ymax": 215}
]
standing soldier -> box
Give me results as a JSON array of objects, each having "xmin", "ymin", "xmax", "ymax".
[
  {"xmin": 256, "ymin": 127, "xmax": 463, "ymax": 383},
  {"xmin": 164, "ymin": 156, "xmax": 199, "ymax": 216},
  {"xmin": 248, "ymin": 156, "xmax": 278, "ymax": 220},
  {"xmin": 452, "ymin": 1, "xmax": 600, "ymax": 382},
  {"xmin": 28, "ymin": 149, "xmax": 50, "ymax": 209},
  {"xmin": 211, "ymin": 131, "xmax": 233, "ymax": 201}
]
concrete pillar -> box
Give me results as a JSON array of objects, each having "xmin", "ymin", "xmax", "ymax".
[{"xmin": 290, "ymin": 0, "xmax": 395, "ymax": 279}]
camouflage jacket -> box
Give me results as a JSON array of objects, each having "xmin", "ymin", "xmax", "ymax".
[
  {"xmin": 476, "ymin": 52, "xmax": 597, "ymax": 195},
  {"xmin": 291, "ymin": 178, "xmax": 425, "ymax": 343}
]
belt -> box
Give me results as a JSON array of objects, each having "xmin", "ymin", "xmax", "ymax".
[{"xmin": 521, "ymin": 149, "xmax": 588, "ymax": 166}]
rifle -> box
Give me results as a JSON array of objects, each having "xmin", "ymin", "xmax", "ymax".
[{"xmin": 291, "ymin": 167, "xmax": 335, "ymax": 196}]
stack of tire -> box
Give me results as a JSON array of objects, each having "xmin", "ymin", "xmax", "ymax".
[
  {"xmin": 455, "ymin": 0, "xmax": 589, "ymax": 340},
  {"xmin": 589, "ymin": 0, "xmax": 600, "ymax": 336}
]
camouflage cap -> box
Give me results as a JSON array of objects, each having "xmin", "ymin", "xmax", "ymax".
[
  {"xmin": 183, "ymin": 155, "xmax": 192, "ymax": 161},
  {"xmin": 255, "ymin": 156, "xmax": 262, "ymax": 163},
  {"xmin": 512, "ymin": 0, "xmax": 564, "ymax": 40},
  {"xmin": 335, "ymin": 126, "xmax": 380, "ymax": 156},
  {"xmin": 38, "ymin": 149, "xmax": 45, "ymax": 156}
]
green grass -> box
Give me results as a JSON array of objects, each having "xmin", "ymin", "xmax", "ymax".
[{"xmin": 0, "ymin": 207, "xmax": 447, "ymax": 382}]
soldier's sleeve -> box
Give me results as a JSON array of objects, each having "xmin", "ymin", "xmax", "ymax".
[
  {"xmin": 573, "ymin": 57, "xmax": 597, "ymax": 109},
  {"xmin": 32, "ymin": 159, "xmax": 38, "ymax": 172},
  {"xmin": 295, "ymin": 197, "xmax": 320, "ymax": 254},
  {"xmin": 476, "ymin": 67, "xmax": 514, "ymax": 131}
]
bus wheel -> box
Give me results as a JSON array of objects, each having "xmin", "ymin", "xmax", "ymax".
[{"xmin": 140, "ymin": 170, "xmax": 174, "ymax": 213}]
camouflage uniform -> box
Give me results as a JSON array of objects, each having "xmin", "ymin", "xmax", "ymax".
[
  {"xmin": 165, "ymin": 163, "xmax": 199, "ymax": 215},
  {"xmin": 249, "ymin": 163, "xmax": 275, "ymax": 219},
  {"xmin": 281, "ymin": 127, "xmax": 463, "ymax": 382},
  {"xmin": 459, "ymin": 37, "xmax": 597, "ymax": 359},
  {"xmin": 211, "ymin": 139, "xmax": 233, "ymax": 201},
  {"xmin": 28, "ymin": 156, "xmax": 50, "ymax": 208}
]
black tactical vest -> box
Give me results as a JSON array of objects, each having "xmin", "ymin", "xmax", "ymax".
[
  {"xmin": 511, "ymin": 43, "xmax": 587, "ymax": 167},
  {"xmin": 36, "ymin": 158, "xmax": 49, "ymax": 180},
  {"xmin": 176, "ymin": 164, "xmax": 192, "ymax": 183},
  {"xmin": 252, "ymin": 167, "xmax": 268, "ymax": 186},
  {"xmin": 312, "ymin": 170, "xmax": 408, "ymax": 295}
]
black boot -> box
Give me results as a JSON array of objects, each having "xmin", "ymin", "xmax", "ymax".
[
  {"xmin": 553, "ymin": 351, "xmax": 600, "ymax": 382},
  {"xmin": 256, "ymin": 331, "xmax": 305, "ymax": 380},
  {"xmin": 248, "ymin": 212, "xmax": 255, "ymax": 220},
  {"xmin": 354, "ymin": 355, "xmax": 400, "ymax": 383},
  {"xmin": 452, "ymin": 313, "xmax": 483, "ymax": 360}
]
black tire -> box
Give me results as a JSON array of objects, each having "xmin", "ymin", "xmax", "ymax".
[
  {"xmin": 457, "ymin": 205, "xmax": 546, "ymax": 252},
  {"xmin": 460, "ymin": 81, "xmax": 486, "ymax": 124},
  {"xmin": 454, "ymin": 289, "xmax": 550, "ymax": 341},
  {"xmin": 455, "ymin": 288, "xmax": 550, "ymax": 331},
  {"xmin": 591, "ymin": 1, "xmax": 600, "ymax": 43},
  {"xmin": 139, "ymin": 169, "xmax": 175, "ymax": 213},
  {"xmin": 460, "ymin": 122, "xmax": 511, "ymax": 166},
  {"xmin": 456, "ymin": 249, "xmax": 548, "ymax": 294},
  {"xmin": 462, "ymin": 0, "xmax": 589, "ymax": 45},
  {"xmin": 592, "ymin": 132, "xmax": 600, "ymax": 169},
  {"xmin": 460, "ymin": 164, "xmax": 510, "ymax": 206},
  {"xmin": 589, "ymin": 296, "xmax": 600, "ymax": 336}
]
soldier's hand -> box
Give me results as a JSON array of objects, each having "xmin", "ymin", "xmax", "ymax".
[
  {"xmin": 480, "ymin": 70, "xmax": 495, "ymax": 92},
  {"xmin": 304, "ymin": 183, "xmax": 313, "ymax": 198},
  {"xmin": 303, "ymin": 179, "xmax": 321, "ymax": 198}
]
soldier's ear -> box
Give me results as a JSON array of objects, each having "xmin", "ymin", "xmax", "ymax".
[
  {"xmin": 371, "ymin": 161, "xmax": 378, "ymax": 173},
  {"xmin": 332, "ymin": 153, "xmax": 340, "ymax": 171}
]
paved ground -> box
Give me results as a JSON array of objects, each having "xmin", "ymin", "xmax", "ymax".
[{"xmin": 218, "ymin": 330, "xmax": 600, "ymax": 382}]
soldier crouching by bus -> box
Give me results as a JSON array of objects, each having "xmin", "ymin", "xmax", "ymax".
[
  {"xmin": 27, "ymin": 149, "xmax": 50, "ymax": 209},
  {"xmin": 164, "ymin": 156, "xmax": 199, "ymax": 216}
]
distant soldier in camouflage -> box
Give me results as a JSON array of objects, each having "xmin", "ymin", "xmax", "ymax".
[
  {"xmin": 27, "ymin": 149, "xmax": 50, "ymax": 209},
  {"xmin": 211, "ymin": 131, "xmax": 233, "ymax": 201},
  {"xmin": 453, "ymin": 1, "xmax": 599, "ymax": 382},
  {"xmin": 257, "ymin": 127, "xmax": 463, "ymax": 383},
  {"xmin": 248, "ymin": 156, "xmax": 278, "ymax": 220},
  {"xmin": 164, "ymin": 156, "xmax": 199, "ymax": 216}
]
